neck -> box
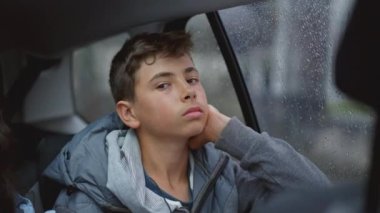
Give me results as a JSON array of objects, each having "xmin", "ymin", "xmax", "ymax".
[
  {"xmin": 137, "ymin": 130, "xmax": 191, "ymax": 201},
  {"xmin": 137, "ymin": 130, "xmax": 190, "ymax": 185}
]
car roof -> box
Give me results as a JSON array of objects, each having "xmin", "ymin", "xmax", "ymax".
[{"xmin": 0, "ymin": 0, "xmax": 251, "ymax": 56}]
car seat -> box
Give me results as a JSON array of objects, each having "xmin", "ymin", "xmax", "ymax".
[{"xmin": 18, "ymin": 33, "xmax": 128, "ymax": 212}]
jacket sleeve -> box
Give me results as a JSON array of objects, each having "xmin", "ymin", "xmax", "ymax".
[{"xmin": 214, "ymin": 117, "xmax": 330, "ymax": 211}]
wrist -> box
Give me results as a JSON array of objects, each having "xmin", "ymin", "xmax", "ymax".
[{"xmin": 211, "ymin": 114, "xmax": 231, "ymax": 142}]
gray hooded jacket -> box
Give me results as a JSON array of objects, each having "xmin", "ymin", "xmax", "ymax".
[{"xmin": 43, "ymin": 113, "xmax": 329, "ymax": 212}]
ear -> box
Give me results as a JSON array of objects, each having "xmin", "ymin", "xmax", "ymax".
[{"xmin": 116, "ymin": 100, "xmax": 140, "ymax": 129}]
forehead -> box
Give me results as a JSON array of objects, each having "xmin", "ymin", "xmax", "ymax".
[{"xmin": 135, "ymin": 54, "xmax": 195, "ymax": 81}]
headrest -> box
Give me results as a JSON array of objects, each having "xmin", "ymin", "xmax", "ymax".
[{"xmin": 23, "ymin": 33, "xmax": 129, "ymax": 134}]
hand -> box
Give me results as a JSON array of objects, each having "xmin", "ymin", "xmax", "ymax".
[{"xmin": 188, "ymin": 105, "xmax": 231, "ymax": 150}]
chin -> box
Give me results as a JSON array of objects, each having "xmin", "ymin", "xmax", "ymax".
[{"xmin": 185, "ymin": 123, "xmax": 205, "ymax": 137}]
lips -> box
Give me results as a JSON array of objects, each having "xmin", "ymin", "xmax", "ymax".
[{"xmin": 183, "ymin": 106, "xmax": 203, "ymax": 118}]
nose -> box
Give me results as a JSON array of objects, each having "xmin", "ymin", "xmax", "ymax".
[
  {"xmin": 184, "ymin": 91, "xmax": 196, "ymax": 101},
  {"xmin": 181, "ymin": 83, "xmax": 196, "ymax": 102}
]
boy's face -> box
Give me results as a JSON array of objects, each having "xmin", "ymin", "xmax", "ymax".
[{"xmin": 130, "ymin": 54, "xmax": 209, "ymax": 140}]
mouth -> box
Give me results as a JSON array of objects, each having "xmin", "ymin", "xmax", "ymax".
[{"xmin": 183, "ymin": 106, "xmax": 203, "ymax": 119}]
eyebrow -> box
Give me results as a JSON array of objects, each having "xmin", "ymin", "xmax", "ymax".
[
  {"xmin": 149, "ymin": 72, "xmax": 174, "ymax": 83},
  {"xmin": 149, "ymin": 67, "xmax": 198, "ymax": 82},
  {"xmin": 184, "ymin": 67, "xmax": 198, "ymax": 74}
]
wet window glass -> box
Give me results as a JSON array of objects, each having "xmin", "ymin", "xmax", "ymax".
[
  {"xmin": 219, "ymin": 0, "xmax": 375, "ymax": 182},
  {"xmin": 186, "ymin": 14, "xmax": 245, "ymax": 122}
]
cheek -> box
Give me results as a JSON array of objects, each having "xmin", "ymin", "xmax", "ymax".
[
  {"xmin": 142, "ymin": 97, "xmax": 174, "ymax": 117},
  {"xmin": 201, "ymin": 92, "xmax": 208, "ymax": 103},
  {"xmin": 197, "ymin": 88, "xmax": 208, "ymax": 104}
]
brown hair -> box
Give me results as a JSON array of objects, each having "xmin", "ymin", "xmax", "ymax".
[{"xmin": 109, "ymin": 31, "xmax": 193, "ymax": 102}]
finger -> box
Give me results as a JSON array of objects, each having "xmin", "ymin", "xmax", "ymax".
[{"xmin": 208, "ymin": 104, "xmax": 219, "ymax": 113}]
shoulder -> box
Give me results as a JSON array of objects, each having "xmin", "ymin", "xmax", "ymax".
[
  {"xmin": 43, "ymin": 112, "xmax": 124, "ymax": 189},
  {"xmin": 193, "ymin": 143, "xmax": 239, "ymax": 180},
  {"xmin": 192, "ymin": 144, "xmax": 239, "ymax": 210},
  {"xmin": 192, "ymin": 143, "xmax": 223, "ymax": 168},
  {"xmin": 64, "ymin": 112, "xmax": 124, "ymax": 153}
]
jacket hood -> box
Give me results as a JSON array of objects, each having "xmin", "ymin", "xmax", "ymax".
[
  {"xmin": 43, "ymin": 112, "xmax": 127, "ymax": 210},
  {"xmin": 105, "ymin": 129, "xmax": 195, "ymax": 212}
]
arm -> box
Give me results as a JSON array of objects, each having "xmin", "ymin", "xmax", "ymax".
[
  {"xmin": 216, "ymin": 116, "xmax": 330, "ymax": 188},
  {"xmin": 189, "ymin": 105, "xmax": 330, "ymax": 209}
]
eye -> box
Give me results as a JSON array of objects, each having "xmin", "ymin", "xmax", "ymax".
[
  {"xmin": 187, "ymin": 78, "xmax": 199, "ymax": 85},
  {"xmin": 156, "ymin": 82, "xmax": 170, "ymax": 90}
]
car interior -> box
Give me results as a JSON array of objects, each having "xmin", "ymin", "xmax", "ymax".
[{"xmin": 0, "ymin": 0, "xmax": 379, "ymax": 212}]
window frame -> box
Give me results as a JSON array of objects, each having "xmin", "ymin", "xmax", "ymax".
[
  {"xmin": 164, "ymin": 13, "xmax": 260, "ymax": 131},
  {"xmin": 206, "ymin": 11, "xmax": 260, "ymax": 132}
]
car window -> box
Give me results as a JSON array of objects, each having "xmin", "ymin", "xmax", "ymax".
[
  {"xmin": 219, "ymin": 0, "xmax": 375, "ymax": 182},
  {"xmin": 186, "ymin": 14, "xmax": 245, "ymax": 123}
]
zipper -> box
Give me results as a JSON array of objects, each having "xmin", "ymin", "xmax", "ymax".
[{"xmin": 191, "ymin": 155, "xmax": 229, "ymax": 213}]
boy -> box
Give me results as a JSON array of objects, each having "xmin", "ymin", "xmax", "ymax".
[{"xmin": 44, "ymin": 31, "xmax": 329, "ymax": 212}]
